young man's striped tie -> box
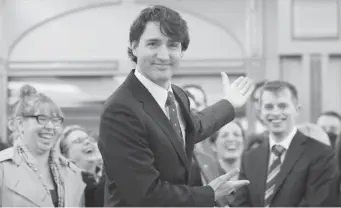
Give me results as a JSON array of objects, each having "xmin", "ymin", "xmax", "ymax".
[{"xmin": 264, "ymin": 144, "xmax": 285, "ymax": 207}]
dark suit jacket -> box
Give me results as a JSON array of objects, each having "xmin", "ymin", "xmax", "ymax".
[
  {"xmin": 232, "ymin": 130, "xmax": 340, "ymax": 207},
  {"xmin": 98, "ymin": 70, "xmax": 236, "ymax": 207},
  {"xmin": 82, "ymin": 172, "xmax": 104, "ymax": 207}
]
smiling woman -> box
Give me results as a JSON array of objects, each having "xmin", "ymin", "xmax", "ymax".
[
  {"xmin": 58, "ymin": 125, "xmax": 104, "ymax": 207},
  {"xmin": 0, "ymin": 84, "xmax": 86, "ymax": 207},
  {"xmin": 59, "ymin": 125, "xmax": 102, "ymax": 176}
]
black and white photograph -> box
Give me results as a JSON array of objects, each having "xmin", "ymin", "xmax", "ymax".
[{"xmin": 0, "ymin": 0, "xmax": 340, "ymax": 207}]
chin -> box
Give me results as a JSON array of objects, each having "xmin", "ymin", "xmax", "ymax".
[
  {"xmin": 223, "ymin": 154, "xmax": 238, "ymax": 160},
  {"xmin": 271, "ymin": 130, "xmax": 286, "ymax": 135},
  {"xmin": 37, "ymin": 144, "xmax": 52, "ymax": 152}
]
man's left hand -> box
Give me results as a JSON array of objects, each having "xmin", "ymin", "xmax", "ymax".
[{"xmin": 221, "ymin": 72, "xmax": 254, "ymax": 109}]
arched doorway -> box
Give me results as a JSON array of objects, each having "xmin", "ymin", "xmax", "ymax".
[{"xmin": 2, "ymin": 1, "xmax": 248, "ymax": 141}]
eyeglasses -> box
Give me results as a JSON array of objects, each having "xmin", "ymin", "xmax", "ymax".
[
  {"xmin": 70, "ymin": 136, "xmax": 92, "ymax": 144},
  {"xmin": 24, "ymin": 115, "xmax": 64, "ymax": 125}
]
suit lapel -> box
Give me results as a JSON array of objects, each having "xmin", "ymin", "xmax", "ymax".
[
  {"xmin": 271, "ymin": 131, "xmax": 307, "ymax": 199},
  {"xmin": 172, "ymin": 85, "xmax": 195, "ymax": 159},
  {"xmin": 4, "ymin": 161, "xmax": 53, "ymax": 207},
  {"xmin": 250, "ymin": 138, "xmax": 270, "ymax": 205},
  {"xmin": 126, "ymin": 71, "xmax": 189, "ymax": 171}
]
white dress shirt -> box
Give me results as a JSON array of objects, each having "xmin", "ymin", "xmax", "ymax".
[
  {"xmin": 268, "ymin": 127, "xmax": 297, "ymax": 168},
  {"xmin": 134, "ymin": 70, "xmax": 186, "ymax": 145}
]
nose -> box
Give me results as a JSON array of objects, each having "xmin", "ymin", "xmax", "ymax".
[
  {"xmin": 271, "ymin": 106, "xmax": 282, "ymax": 115},
  {"xmin": 44, "ymin": 120, "xmax": 54, "ymax": 129},
  {"xmin": 156, "ymin": 45, "xmax": 170, "ymax": 60}
]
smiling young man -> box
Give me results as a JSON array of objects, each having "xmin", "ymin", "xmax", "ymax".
[
  {"xmin": 97, "ymin": 5, "xmax": 255, "ymax": 207},
  {"xmin": 232, "ymin": 80, "xmax": 340, "ymax": 207}
]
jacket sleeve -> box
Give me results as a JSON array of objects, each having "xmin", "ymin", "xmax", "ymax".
[
  {"xmin": 299, "ymin": 149, "xmax": 340, "ymax": 206},
  {"xmin": 98, "ymin": 103, "xmax": 215, "ymax": 207},
  {"xmin": 176, "ymin": 86, "xmax": 235, "ymax": 144},
  {"xmin": 191, "ymin": 99, "xmax": 235, "ymax": 143}
]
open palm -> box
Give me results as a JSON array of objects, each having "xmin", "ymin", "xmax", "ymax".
[{"xmin": 221, "ymin": 72, "xmax": 254, "ymax": 109}]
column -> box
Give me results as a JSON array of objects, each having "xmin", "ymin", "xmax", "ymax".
[
  {"xmin": 0, "ymin": 0, "xmax": 8, "ymax": 143},
  {"xmin": 245, "ymin": 0, "xmax": 265, "ymax": 136}
]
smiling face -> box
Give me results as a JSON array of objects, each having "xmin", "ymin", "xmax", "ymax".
[
  {"xmin": 65, "ymin": 130, "xmax": 101, "ymax": 172},
  {"xmin": 214, "ymin": 122, "xmax": 244, "ymax": 159},
  {"xmin": 259, "ymin": 88, "xmax": 300, "ymax": 137},
  {"xmin": 132, "ymin": 22, "xmax": 183, "ymax": 89},
  {"xmin": 19, "ymin": 104, "xmax": 64, "ymax": 154}
]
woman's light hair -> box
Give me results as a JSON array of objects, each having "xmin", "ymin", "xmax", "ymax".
[{"xmin": 15, "ymin": 84, "xmax": 64, "ymax": 118}]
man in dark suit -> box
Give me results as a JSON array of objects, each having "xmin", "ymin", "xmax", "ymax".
[
  {"xmin": 98, "ymin": 5, "xmax": 254, "ymax": 207},
  {"xmin": 232, "ymin": 81, "xmax": 340, "ymax": 207}
]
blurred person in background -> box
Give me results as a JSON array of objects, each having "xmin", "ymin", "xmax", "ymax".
[
  {"xmin": 316, "ymin": 111, "xmax": 341, "ymax": 149},
  {"xmin": 182, "ymin": 84, "xmax": 207, "ymax": 112},
  {"xmin": 233, "ymin": 80, "xmax": 340, "ymax": 207},
  {"xmin": 59, "ymin": 125, "xmax": 102, "ymax": 178},
  {"xmin": 59, "ymin": 125, "xmax": 104, "ymax": 207},
  {"xmin": 298, "ymin": 122, "xmax": 331, "ymax": 146},
  {"xmin": 183, "ymin": 89, "xmax": 218, "ymax": 187},
  {"xmin": 209, "ymin": 121, "xmax": 245, "ymax": 178},
  {"xmin": 0, "ymin": 84, "xmax": 85, "ymax": 207},
  {"xmin": 203, "ymin": 121, "xmax": 245, "ymax": 207},
  {"xmin": 183, "ymin": 85, "xmax": 215, "ymax": 157},
  {"xmin": 250, "ymin": 80, "xmax": 268, "ymax": 134},
  {"xmin": 243, "ymin": 81, "xmax": 268, "ymax": 150},
  {"xmin": 184, "ymin": 90, "xmax": 198, "ymax": 111}
]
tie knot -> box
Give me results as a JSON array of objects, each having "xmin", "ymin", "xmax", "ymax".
[
  {"xmin": 166, "ymin": 91, "xmax": 176, "ymax": 106},
  {"xmin": 272, "ymin": 145, "xmax": 285, "ymax": 157}
]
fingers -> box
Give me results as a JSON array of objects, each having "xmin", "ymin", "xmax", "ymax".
[
  {"xmin": 220, "ymin": 72, "xmax": 230, "ymax": 87},
  {"xmin": 228, "ymin": 180, "xmax": 250, "ymax": 189},
  {"xmin": 216, "ymin": 180, "xmax": 250, "ymax": 197},
  {"xmin": 239, "ymin": 80, "xmax": 253, "ymax": 95},
  {"xmin": 242, "ymin": 82, "xmax": 255, "ymax": 99},
  {"xmin": 219, "ymin": 168, "xmax": 240, "ymax": 182},
  {"xmin": 231, "ymin": 76, "xmax": 244, "ymax": 88}
]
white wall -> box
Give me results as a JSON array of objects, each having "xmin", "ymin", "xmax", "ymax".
[{"xmin": 6, "ymin": 0, "xmax": 245, "ymax": 65}]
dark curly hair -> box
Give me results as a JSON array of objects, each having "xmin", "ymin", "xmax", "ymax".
[{"xmin": 127, "ymin": 5, "xmax": 190, "ymax": 63}]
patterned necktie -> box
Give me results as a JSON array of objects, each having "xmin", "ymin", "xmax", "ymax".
[
  {"xmin": 264, "ymin": 144, "xmax": 285, "ymax": 207},
  {"xmin": 166, "ymin": 91, "xmax": 184, "ymax": 147}
]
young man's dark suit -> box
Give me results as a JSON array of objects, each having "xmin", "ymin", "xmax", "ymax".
[
  {"xmin": 98, "ymin": 70, "xmax": 236, "ymax": 207},
  {"xmin": 232, "ymin": 130, "xmax": 340, "ymax": 207}
]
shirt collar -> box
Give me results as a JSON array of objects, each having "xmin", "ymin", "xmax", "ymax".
[
  {"xmin": 134, "ymin": 69, "xmax": 172, "ymax": 109},
  {"xmin": 269, "ymin": 127, "xmax": 297, "ymax": 150}
]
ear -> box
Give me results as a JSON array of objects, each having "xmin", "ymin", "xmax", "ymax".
[
  {"xmin": 180, "ymin": 51, "xmax": 184, "ymax": 59},
  {"xmin": 16, "ymin": 117, "xmax": 25, "ymax": 136},
  {"xmin": 131, "ymin": 41, "xmax": 139, "ymax": 57},
  {"xmin": 296, "ymin": 102, "xmax": 302, "ymax": 113}
]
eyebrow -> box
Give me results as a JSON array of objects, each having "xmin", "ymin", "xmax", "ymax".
[
  {"xmin": 146, "ymin": 38, "xmax": 180, "ymax": 43},
  {"xmin": 146, "ymin": 38, "xmax": 161, "ymax": 42}
]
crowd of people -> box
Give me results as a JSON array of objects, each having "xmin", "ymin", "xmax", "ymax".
[{"xmin": 0, "ymin": 4, "xmax": 340, "ymax": 207}]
